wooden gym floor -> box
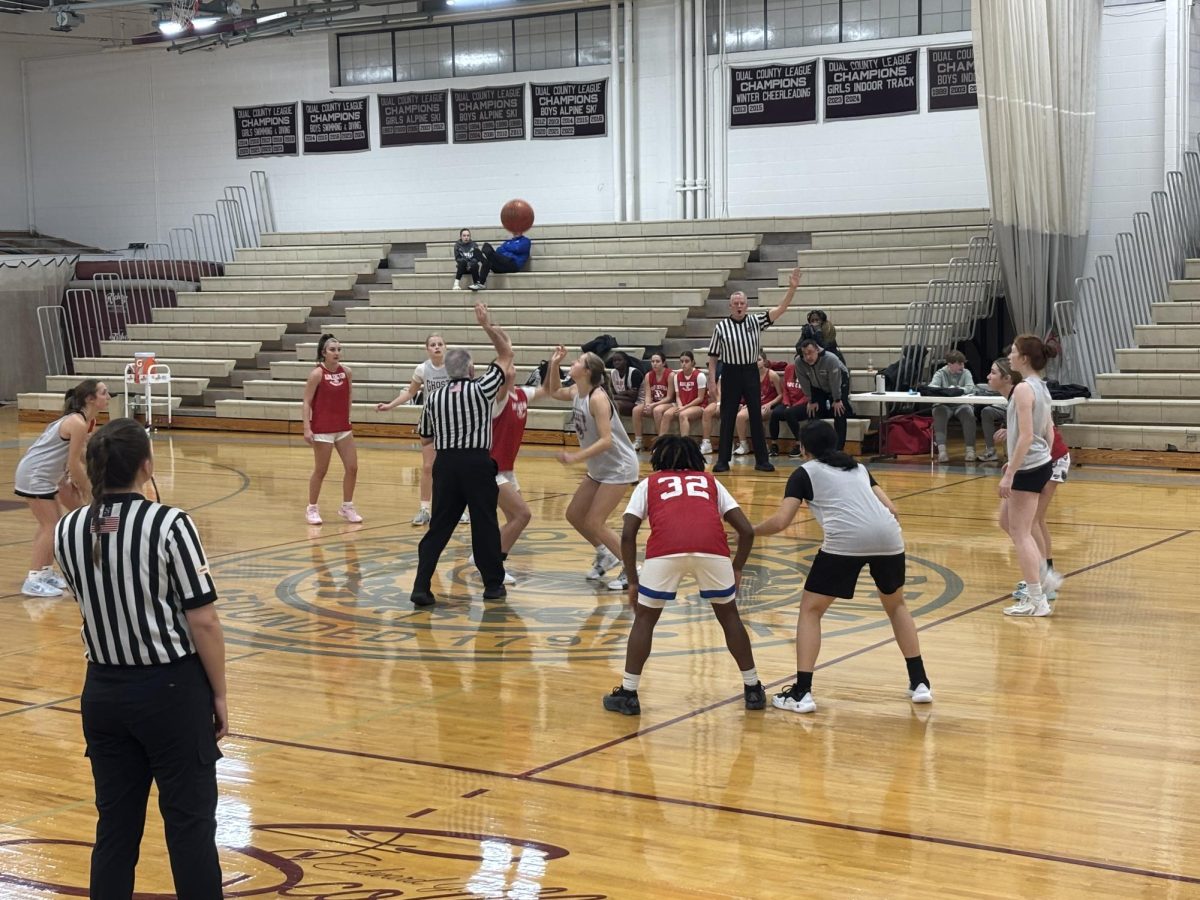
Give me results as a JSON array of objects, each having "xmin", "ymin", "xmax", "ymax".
[{"xmin": 0, "ymin": 405, "xmax": 1198, "ymax": 898}]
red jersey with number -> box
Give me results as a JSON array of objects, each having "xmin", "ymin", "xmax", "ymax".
[
  {"xmin": 673, "ymin": 367, "xmax": 706, "ymax": 405},
  {"xmin": 1051, "ymin": 426, "xmax": 1069, "ymax": 461},
  {"xmin": 641, "ymin": 471, "xmax": 730, "ymax": 558},
  {"xmin": 491, "ymin": 386, "xmax": 533, "ymax": 472},
  {"xmin": 781, "ymin": 363, "xmax": 808, "ymax": 406},
  {"xmin": 311, "ymin": 365, "xmax": 351, "ymax": 434},
  {"xmin": 646, "ymin": 368, "xmax": 671, "ymax": 402}
]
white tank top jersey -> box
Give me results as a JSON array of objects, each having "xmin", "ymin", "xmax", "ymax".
[
  {"xmin": 572, "ymin": 389, "xmax": 640, "ymax": 485},
  {"xmin": 800, "ymin": 460, "xmax": 904, "ymax": 556},
  {"xmin": 1006, "ymin": 374, "xmax": 1052, "ymax": 471},
  {"xmin": 14, "ymin": 413, "xmax": 81, "ymax": 494},
  {"xmin": 415, "ymin": 361, "xmax": 449, "ymax": 398}
]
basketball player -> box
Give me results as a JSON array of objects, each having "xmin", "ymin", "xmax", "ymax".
[
  {"xmin": 544, "ymin": 346, "xmax": 640, "ymax": 590},
  {"xmin": 631, "ymin": 352, "xmax": 673, "ymax": 451},
  {"xmin": 754, "ymin": 419, "xmax": 932, "ymax": 714},
  {"xmin": 603, "ymin": 435, "xmax": 765, "ymax": 715},
  {"xmin": 660, "ymin": 350, "xmax": 708, "ymax": 440},
  {"xmin": 302, "ymin": 335, "xmax": 362, "ymax": 525}
]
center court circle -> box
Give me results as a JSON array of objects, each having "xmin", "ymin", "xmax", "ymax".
[{"xmin": 211, "ymin": 528, "xmax": 962, "ymax": 661}]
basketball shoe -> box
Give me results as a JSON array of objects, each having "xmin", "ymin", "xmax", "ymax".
[
  {"xmin": 603, "ymin": 686, "xmax": 640, "ymax": 716},
  {"xmin": 772, "ymin": 684, "xmax": 817, "ymax": 714}
]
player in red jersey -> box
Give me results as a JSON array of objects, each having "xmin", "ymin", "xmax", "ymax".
[
  {"xmin": 603, "ymin": 435, "xmax": 765, "ymax": 716},
  {"xmin": 631, "ymin": 352, "xmax": 673, "ymax": 451},
  {"xmin": 659, "ymin": 350, "xmax": 708, "ymax": 440},
  {"xmin": 302, "ymin": 335, "xmax": 362, "ymax": 525}
]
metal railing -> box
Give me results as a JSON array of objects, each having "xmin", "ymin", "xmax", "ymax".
[
  {"xmin": 1058, "ymin": 144, "xmax": 1200, "ymax": 394},
  {"xmin": 894, "ymin": 230, "xmax": 1000, "ymax": 389},
  {"xmin": 36, "ymin": 171, "xmax": 278, "ymax": 377}
]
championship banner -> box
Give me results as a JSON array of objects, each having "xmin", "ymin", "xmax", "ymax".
[
  {"xmin": 729, "ymin": 62, "xmax": 817, "ymax": 128},
  {"xmin": 301, "ymin": 97, "xmax": 370, "ymax": 154},
  {"xmin": 824, "ymin": 50, "xmax": 919, "ymax": 120},
  {"xmin": 928, "ymin": 44, "xmax": 977, "ymax": 111},
  {"xmin": 233, "ymin": 103, "xmax": 298, "ymax": 159},
  {"xmin": 531, "ymin": 80, "xmax": 607, "ymax": 139},
  {"xmin": 452, "ymin": 85, "xmax": 525, "ymax": 143},
  {"xmin": 379, "ymin": 91, "xmax": 449, "ymax": 147}
]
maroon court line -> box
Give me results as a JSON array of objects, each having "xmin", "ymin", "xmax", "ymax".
[
  {"xmin": 523, "ymin": 774, "xmax": 1200, "ymax": 886},
  {"xmin": 406, "ymin": 807, "xmax": 437, "ymax": 819},
  {"xmin": 518, "ymin": 528, "xmax": 1195, "ymax": 779}
]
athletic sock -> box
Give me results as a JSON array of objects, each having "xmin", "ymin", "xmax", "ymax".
[
  {"xmin": 794, "ymin": 671, "xmax": 813, "ymax": 696},
  {"xmin": 621, "ymin": 672, "xmax": 641, "ymax": 692},
  {"xmin": 740, "ymin": 667, "xmax": 759, "ymax": 687},
  {"xmin": 28, "ymin": 569, "xmax": 42, "ymax": 580},
  {"xmin": 905, "ymin": 655, "xmax": 929, "ymax": 691},
  {"xmin": 1026, "ymin": 581, "xmax": 1045, "ymax": 602},
  {"xmin": 419, "ymin": 501, "xmax": 431, "ymax": 512}
]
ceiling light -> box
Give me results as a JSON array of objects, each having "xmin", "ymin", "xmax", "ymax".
[
  {"xmin": 191, "ymin": 14, "xmax": 220, "ymax": 27},
  {"xmin": 156, "ymin": 16, "xmax": 186, "ymax": 35},
  {"xmin": 255, "ymin": 10, "xmax": 285, "ymax": 22}
]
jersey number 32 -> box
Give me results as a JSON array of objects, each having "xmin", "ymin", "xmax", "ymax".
[{"xmin": 657, "ymin": 475, "xmax": 710, "ymax": 501}]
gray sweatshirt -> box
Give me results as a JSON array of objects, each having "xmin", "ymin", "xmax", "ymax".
[
  {"xmin": 794, "ymin": 350, "xmax": 847, "ymax": 398},
  {"xmin": 930, "ymin": 365, "xmax": 977, "ymax": 394}
]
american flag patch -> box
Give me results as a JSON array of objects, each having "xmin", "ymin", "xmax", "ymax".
[{"xmin": 91, "ymin": 516, "xmax": 119, "ymax": 534}]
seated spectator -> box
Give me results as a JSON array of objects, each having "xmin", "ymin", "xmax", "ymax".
[
  {"xmin": 471, "ymin": 231, "xmax": 532, "ymax": 290},
  {"xmin": 770, "ymin": 357, "xmax": 809, "ymax": 457},
  {"xmin": 452, "ymin": 228, "xmax": 482, "ymax": 290},
  {"xmin": 608, "ymin": 352, "xmax": 645, "ymax": 417},
  {"xmin": 735, "ymin": 351, "xmax": 781, "ymax": 456},
  {"xmin": 660, "ymin": 351, "xmax": 708, "ymax": 440},
  {"xmin": 929, "ymin": 350, "xmax": 978, "ymax": 463},
  {"xmin": 799, "ymin": 310, "xmax": 844, "ymax": 364},
  {"xmin": 631, "ymin": 353, "xmax": 673, "ymax": 451},
  {"xmin": 795, "ymin": 339, "xmax": 854, "ymax": 451}
]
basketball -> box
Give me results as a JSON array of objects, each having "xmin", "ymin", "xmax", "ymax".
[{"xmin": 500, "ymin": 198, "xmax": 535, "ymax": 235}]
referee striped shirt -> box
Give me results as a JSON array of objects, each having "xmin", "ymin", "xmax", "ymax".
[
  {"xmin": 54, "ymin": 493, "xmax": 217, "ymax": 666},
  {"xmin": 418, "ymin": 362, "xmax": 505, "ymax": 450},
  {"xmin": 708, "ymin": 311, "xmax": 773, "ymax": 365}
]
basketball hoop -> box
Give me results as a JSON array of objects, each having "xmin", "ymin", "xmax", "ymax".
[{"xmin": 165, "ymin": 0, "xmax": 198, "ymax": 31}]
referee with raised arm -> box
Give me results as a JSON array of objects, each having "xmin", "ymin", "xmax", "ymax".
[
  {"xmin": 54, "ymin": 417, "xmax": 226, "ymax": 900},
  {"xmin": 410, "ymin": 302, "xmax": 514, "ymax": 608},
  {"xmin": 708, "ymin": 266, "xmax": 802, "ymax": 473}
]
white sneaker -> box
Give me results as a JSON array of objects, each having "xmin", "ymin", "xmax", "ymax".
[
  {"xmin": 1012, "ymin": 580, "xmax": 1028, "ymax": 601},
  {"xmin": 22, "ymin": 576, "xmax": 62, "ymax": 598},
  {"xmin": 39, "ymin": 568, "xmax": 68, "ymax": 591},
  {"xmin": 412, "ymin": 507, "xmax": 431, "ymax": 526},
  {"xmin": 936, "ymin": 447, "xmax": 949, "ymax": 463},
  {"xmin": 451, "ymin": 278, "xmax": 461, "ymax": 291},
  {"xmin": 907, "ymin": 683, "xmax": 933, "ymax": 704},
  {"xmin": 733, "ymin": 441, "xmax": 750, "ymax": 456},
  {"xmin": 1003, "ymin": 598, "xmax": 1052, "ymax": 617},
  {"xmin": 338, "ymin": 503, "xmax": 363, "ymax": 524},
  {"xmin": 699, "ymin": 439, "xmax": 713, "ymax": 455},
  {"xmin": 964, "ymin": 448, "xmax": 976, "ymax": 462},
  {"xmin": 979, "ymin": 449, "xmax": 999, "ymax": 462},
  {"xmin": 305, "ymin": 504, "xmax": 322, "ymax": 525},
  {"xmin": 631, "ymin": 437, "xmax": 643, "ymax": 451},
  {"xmin": 1041, "ymin": 566, "xmax": 1064, "ymax": 596},
  {"xmin": 772, "ymin": 688, "xmax": 817, "ymax": 714},
  {"xmin": 469, "ymin": 282, "xmax": 486, "ymax": 291},
  {"xmin": 469, "ymin": 554, "xmax": 518, "ymax": 586},
  {"xmin": 606, "ymin": 572, "xmax": 629, "ymax": 591}
]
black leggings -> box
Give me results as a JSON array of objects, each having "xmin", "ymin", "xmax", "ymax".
[
  {"xmin": 478, "ymin": 244, "xmax": 520, "ymax": 284},
  {"xmin": 455, "ymin": 258, "xmax": 481, "ymax": 282}
]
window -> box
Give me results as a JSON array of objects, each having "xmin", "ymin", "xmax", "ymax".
[
  {"xmin": 515, "ymin": 12, "xmax": 577, "ymax": 72},
  {"xmin": 577, "ymin": 8, "xmax": 613, "ymax": 66},
  {"xmin": 338, "ymin": 31, "xmax": 393, "ymax": 86},
  {"xmin": 708, "ymin": 0, "xmax": 766, "ymax": 53},
  {"xmin": 454, "ymin": 19, "xmax": 514, "ymax": 76},
  {"xmin": 766, "ymin": 0, "xmax": 839, "ymax": 49},
  {"xmin": 394, "ymin": 26, "xmax": 452, "ymax": 82},
  {"xmin": 842, "ymin": 0, "xmax": 919, "ymax": 42},
  {"xmin": 921, "ymin": 0, "xmax": 971, "ymax": 35}
]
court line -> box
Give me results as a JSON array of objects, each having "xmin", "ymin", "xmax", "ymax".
[
  {"xmin": 518, "ymin": 528, "xmax": 1194, "ymax": 778},
  {"xmin": 0, "ymin": 694, "xmax": 80, "ymax": 720}
]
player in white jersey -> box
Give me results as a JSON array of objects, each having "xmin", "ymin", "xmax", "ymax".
[
  {"xmin": 754, "ymin": 419, "xmax": 931, "ymax": 714},
  {"xmin": 13, "ymin": 379, "xmax": 109, "ymax": 597}
]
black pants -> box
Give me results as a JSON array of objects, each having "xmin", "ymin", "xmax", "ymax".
[
  {"xmin": 414, "ymin": 449, "xmax": 505, "ymax": 594},
  {"xmin": 478, "ymin": 243, "xmax": 520, "ymax": 284},
  {"xmin": 717, "ymin": 363, "xmax": 768, "ymax": 466},
  {"xmin": 81, "ymin": 654, "xmax": 223, "ymax": 900},
  {"xmin": 809, "ymin": 386, "xmax": 854, "ymax": 451},
  {"xmin": 769, "ymin": 403, "xmax": 808, "ymax": 442},
  {"xmin": 455, "ymin": 258, "xmax": 481, "ymax": 282}
]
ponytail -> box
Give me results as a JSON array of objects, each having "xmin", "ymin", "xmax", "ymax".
[
  {"xmin": 63, "ymin": 379, "xmax": 100, "ymax": 415},
  {"xmin": 799, "ymin": 419, "xmax": 857, "ymax": 471},
  {"xmin": 85, "ymin": 418, "xmax": 152, "ymax": 567}
]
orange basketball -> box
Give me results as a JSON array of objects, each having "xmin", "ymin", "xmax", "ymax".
[{"xmin": 500, "ymin": 198, "xmax": 535, "ymax": 235}]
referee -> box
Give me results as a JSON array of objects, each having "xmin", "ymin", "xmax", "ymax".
[
  {"xmin": 54, "ymin": 417, "xmax": 226, "ymax": 900},
  {"xmin": 708, "ymin": 267, "xmax": 802, "ymax": 473},
  {"xmin": 410, "ymin": 302, "xmax": 513, "ymax": 607}
]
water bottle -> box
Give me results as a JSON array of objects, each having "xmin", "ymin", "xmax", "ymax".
[{"xmin": 875, "ymin": 373, "xmax": 886, "ymax": 394}]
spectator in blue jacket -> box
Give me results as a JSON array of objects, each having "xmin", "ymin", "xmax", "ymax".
[{"xmin": 472, "ymin": 233, "xmax": 532, "ymax": 290}]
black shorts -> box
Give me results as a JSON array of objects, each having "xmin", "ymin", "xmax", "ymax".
[
  {"xmin": 1012, "ymin": 462, "xmax": 1053, "ymax": 494},
  {"xmin": 14, "ymin": 488, "xmax": 57, "ymax": 501},
  {"xmin": 805, "ymin": 550, "xmax": 906, "ymax": 599}
]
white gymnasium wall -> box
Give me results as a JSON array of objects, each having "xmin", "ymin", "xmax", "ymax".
[{"xmin": 1086, "ymin": 2, "xmax": 1168, "ymax": 271}]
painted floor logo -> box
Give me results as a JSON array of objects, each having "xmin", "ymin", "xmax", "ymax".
[
  {"xmin": 210, "ymin": 529, "xmax": 961, "ymax": 661},
  {"xmin": 0, "ymin": 825, "xmax": 606, "ymax": 898}
]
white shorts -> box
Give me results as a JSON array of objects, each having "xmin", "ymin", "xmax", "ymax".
[
  {"xmin": 312, "ymin": 430, "xmax": 353, "ymax": 444},
  {"xmin": 496, "ymin": 470, "xmax": 520, "ymax": 490},
  {"xmin": 637, "ymin": 553, "xmax": 736, "ymax": 609},
  {"xmin": 1050, "ymin": 453, "xmax": 1071, "ymax": 483}
]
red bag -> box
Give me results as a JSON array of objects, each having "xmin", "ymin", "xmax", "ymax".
[{"xmin": 883, "ymin": 414, "xmax": 933, "ymax": 456}]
